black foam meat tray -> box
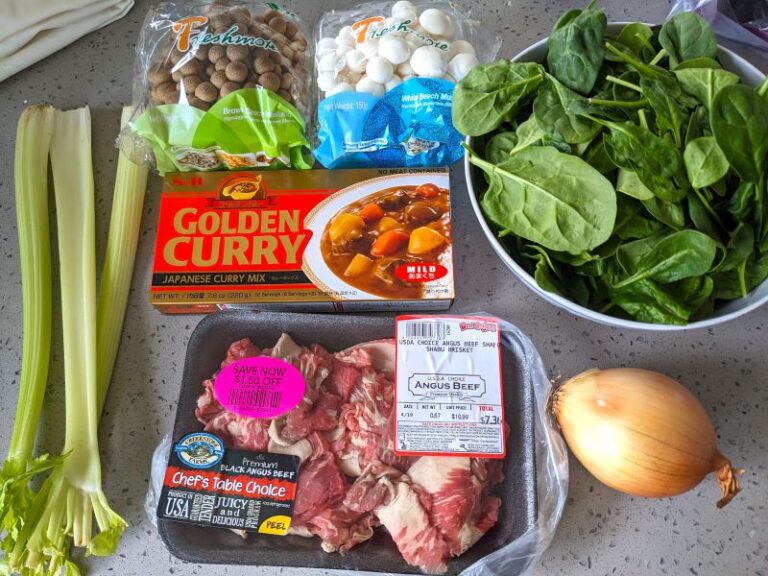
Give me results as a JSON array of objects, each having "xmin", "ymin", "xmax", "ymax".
[{"xmin": 158, "ymin": 310, "xmax": 537, "ymax": 575}]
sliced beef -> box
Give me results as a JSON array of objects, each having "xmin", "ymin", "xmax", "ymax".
[
  {"xmin": 194, "ymin": 333, "xmax": 504, "ymax": 572},
  {"xmin": 408, "ymin": 456, "xmax": 503, "ymax": 557}
]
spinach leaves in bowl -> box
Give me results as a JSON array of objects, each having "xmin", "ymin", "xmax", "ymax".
[{"xmin": 454, "ymin": 5, "xmax": 768, "ymax": 326}]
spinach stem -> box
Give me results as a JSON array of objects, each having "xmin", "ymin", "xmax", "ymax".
[
  {"xmin": 588, "ymin": 97, "xmax": 649, "ymax": 109},
  {"xmin": 757, "ymin": 75, "xmax": 768, "ymax": 98},
  {"xmin": 648, "ymin": 48, "xmax": 667, "ymax": 66},
  {"xmin": 636, "ymin": 34, "xmax": 655, "ymax": 54},
  {"xmin": 638, "ymin": 109, "xmax": 649, "ymax": 130},
  {"xmin": 738, "ymin": 260, "xmax": 748, "ymax": 298},
  {"xmin": 693, "ymin": 187, "xmax": 725, "ymax": 229},
  {"xmin": 606, "ymin": 75, "xmax": 642, "ymax": 92},
  {"xmin": 599, "ymin": 301, "xmax": 615, "ymax": 314},
  {"xmin": 604, "ymin": 42, "xmax": 665, "ymax": 78}
]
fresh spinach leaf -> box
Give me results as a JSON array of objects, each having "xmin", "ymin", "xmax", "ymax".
[
  {"xmin": 609, "ymin": 277, "xmax": 693, "ymax": 324},
  {"xmin": 591, "ymin": 117, "xmax": 683, "ymax": 202},
  {"xmin": 687, "ymin": 194, "xmax": 721, "ymax": 240},
  {"xmin": 643, "ymin": 197, "xmax": 686, "ymax": 229},
  {"xmin": 581, "ymin": 135, "xmax": 616, "ymax": 174},
  {"xmin": 718, "ymin": 223, "xmax": 754, "ymax": 272},
  {"xmin": 674, "ymin": 67, "xmax": 740, "ymax": 110},
  {"xmin": 485, "ymin": 132, "xmax": 518, "ymax": 164},
  {"xmin": 616, "ymin": 169, "xmax": 654, "ymax": 200},
  {"xmin": 673, "ymin": 57, "xmax": 722, "ymax": 70},
  {"xmin": 659, "ymin": 12, "xmax": 718, "ymax": 68},
  {"xmin": 616, "ymin": 213, "xmax": 667, "ymax": 239},
  {"xmin": 667, "ymin": 275, "xmax": 714, "ymax": 315},
  {"xmin": 710, "ymin": 84, "xmax": 768, "ymax": 183},
  {"xmin": 640, "ymin": 76, "xmax": 691, "ymax": 146},
  {"xmin": 613, "ymin": 229, "xmax": 718, "ymax": 287},
  {"xmin": 685, "ymin": 106, "xmax": 711, "ymax": 145},
  {"xmin": 546, "ymin": 5, "xmax": 607, "ymax": 94},
  {"xmin": 713, "ymin": 253, "xmax": 768, "ymax": 299},
  {"xmin": 616, "ymin": 232, "xmax": 667, "ymax": 274},
  {"xmin": 472, "ymin": 145, "xmax": 617, "ymax": 254},
  {"xmin": 453, "ymin": 61, "xmax": 545, "ymax": 137},
  {"xmin": 727, "ymin": 181, "xmax": 754, "ymax": 222},
  {"xmin": 616, "ymin": 23, "xmax": 654, "ymax": 59},
  {"xmin": 684, "ymin": 136, "xmax": 729, "ymax": 189},
  {"xmin": 533, "ymin": 75, "xmax": 601, "ymax": 144}
]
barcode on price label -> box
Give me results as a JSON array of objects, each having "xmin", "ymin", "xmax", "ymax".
[
  {"xmin": 226, "ymin": 389, "xmax": 282, "ymax": 409},
  {"xmin": 404, "ymin": 322, "xmax": 449, "ymax": 340}
]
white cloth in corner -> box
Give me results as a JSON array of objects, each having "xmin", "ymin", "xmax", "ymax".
[{"xmin": 0, "ymin": 0, "xmax": 134, "ymax": 82}]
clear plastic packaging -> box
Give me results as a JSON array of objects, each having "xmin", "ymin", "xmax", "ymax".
[
  {"xmin": 312, "ymin": 1, "xmax": 501, "ymax": 169},
  {"xmin": 668, "ymin": 0, "xmax": 768, "ymax": 51},
  {"xmin": 123, "ymin": 1, "xmax": 313, "ymax": 175},
  {"xmin": 146, "ymin": 311, "xmax": 567, "ymax": 575}
]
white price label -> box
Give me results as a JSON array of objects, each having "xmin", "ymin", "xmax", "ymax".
[{"xmin": 394, "ymin": 315, "xmax": 505, "ymax": 458}]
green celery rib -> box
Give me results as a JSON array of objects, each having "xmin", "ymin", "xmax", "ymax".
[
  {"xmin": 10, "ymin": 107, "xmax": 126, "ymax": 574},
  {"xmin": 5, "ymin": 106, "xmax": 55, "ymax": 472},
  {"xmin": 96, "ymin": 107, "xmax": 149, "ymax": 413}
]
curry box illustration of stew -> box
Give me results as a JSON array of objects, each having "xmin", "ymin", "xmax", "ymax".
[{"xmin": 151, "ymin": 168, "xmax": 454, "ymax": 314}]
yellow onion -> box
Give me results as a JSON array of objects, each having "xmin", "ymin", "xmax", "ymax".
[{"xmin": 551, "ymin": 368, "xmax": 742, "ymax": 508}]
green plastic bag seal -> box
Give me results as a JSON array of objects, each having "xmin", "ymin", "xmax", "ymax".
[{"xmin": 132, "ymin": 87, "xmax": 312, "ymax": 174}]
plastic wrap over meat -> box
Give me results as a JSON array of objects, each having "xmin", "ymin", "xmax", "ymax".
[
  {"xmin": 193, "ymin": 332, "xmax": 512, "ymax": 572},
  {"xmin": 148, "ymin": 312, "xmax": 568, "ymax": 576}
]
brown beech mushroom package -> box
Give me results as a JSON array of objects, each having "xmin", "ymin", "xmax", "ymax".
[{"xmin": 124, "ymin": 1, "xmax": 313, "ymax": 174}]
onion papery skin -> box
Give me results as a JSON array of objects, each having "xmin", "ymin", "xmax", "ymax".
[{"xmin": 552, "ymin": 368, "xmax": 741, "ymax": 505}]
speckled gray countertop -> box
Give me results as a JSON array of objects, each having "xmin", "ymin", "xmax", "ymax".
[{"xmin": 0, "ymin": 1, "xmax": 766, "ymax": 575}]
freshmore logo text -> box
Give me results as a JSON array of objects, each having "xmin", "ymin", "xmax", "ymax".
[{"xmin": 172, "ymin": 16, "xmax": 277, "ymax": 53}]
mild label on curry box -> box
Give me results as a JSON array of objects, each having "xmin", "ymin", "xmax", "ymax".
[
  {"xmin": 158, "ymin": 432, "xmax": 299, "ymax": 535},
  {"xmin": 150, "ymin": 168, "xmax": 454, "ymax": 313},
  {"xmin": 394, "ymin": 315, "xmax": 506, "ymax": 458}
]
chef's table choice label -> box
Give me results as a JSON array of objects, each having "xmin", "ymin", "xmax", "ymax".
[
  {"xmin": 394, "ymin": 315, "xmax": 506, "ymax": 459},
  {"xmin": 158, "ymin": 433, "xmax": 299, "ymax": 535},
  {"xmin": 214, "ymin": 356, "xmax": 306, "ymax": 419}
]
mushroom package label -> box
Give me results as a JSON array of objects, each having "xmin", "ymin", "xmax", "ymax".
[
  {"xmin": 125, "ymin": 1, "xmax": 314, "ymax": 175},
  {"xmin": 313, "ymin": 1, "xmax": 499, "ymax": 169}
]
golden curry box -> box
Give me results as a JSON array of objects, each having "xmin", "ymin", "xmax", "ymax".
[{"xmin": 151, "ymin": 168, "xmax": 454, "ymax": 313}]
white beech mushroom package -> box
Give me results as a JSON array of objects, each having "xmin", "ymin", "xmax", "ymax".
[
  {"xmin": 312, "ymin": 1, "xmax": 500, "ymax": 169},
  {"xmin": 124, "ymin": 1, "xmax": 314, "ymax": 174}
]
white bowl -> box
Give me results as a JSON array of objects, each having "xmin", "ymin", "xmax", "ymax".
[{"xmin": 465, "ymin": 23, "xmax": 768, "ymax": 330}]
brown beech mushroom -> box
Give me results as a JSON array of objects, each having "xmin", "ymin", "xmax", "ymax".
[
  {"xmin": 207, "ymin": 45, "xmax": 226, "ymax": 63},
  {"xmin": 258, "ymin": 71, "xmax": 281, "ymax": 92},
  {"xmin": 178, "ymin": 58, "xmax": 201, "ymax": 76},
  {"xmin": 226, "ymin": 45, "xmax": 249, "ymax": 62},
  {"xmin": 194, "ymin": 46, "xmax": 209, "ymax": 62},
  {"xmin": 188, "ymin": 96, "xmax": 210, "ymax": 110},
  {"xmin": 182, "ymin": 75, "xmax": 203, "ymax": 94},
  {"xmin": 268, "ymin": 16, "xmax": 287, "ymax": 35},
  {"xmin": 220, "ymin": 81, "xmax": 241, "ymax": 97},
  {"xmin": 148, "ymin": 64, "xmax": 172, "ymax": 85},
  {"xmin": 195, "ymin": 81, "xmax": 219, "ymax": 103},
  {"xmin": 152, "ymin": 81, "xmax": 179, "ymax": 104},
  {"xmin": 225, "ymin": 61, "xmax": 248, "ymax": 83},
  {"xmin": 210, "ymin": 70, "xmax": 228, "ymax": 89},
  {"xmin": 284, "ymin": 20, "xmax": 298, "ymax": 39},
  {"xmin": 254, "ymin": 56, "xmax": 274, "ymax": 74},
  {"xmin": 215, "ymin": 57, "xmax": 230, "ymax": 71}
]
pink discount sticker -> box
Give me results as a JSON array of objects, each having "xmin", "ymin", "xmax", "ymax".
[{"xmin": 213, "ymin": 356, "xmax": 306, "ymax": 419}]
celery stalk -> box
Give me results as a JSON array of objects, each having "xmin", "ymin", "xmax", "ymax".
[
  {"xmin": 0, "ymin": 106, "xmax": 63, "ymax": 562},
  {"xmin": 10, "ymin": 107, "xmax": 126, "ymax": 573},
  {"xmin": 96, "ymin": 107, "xmax": 149, "ymax": 413}
]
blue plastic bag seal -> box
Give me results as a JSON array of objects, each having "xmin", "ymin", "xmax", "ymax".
[{"xmin": 314, "ymin": 78, "xmax": 464, "ymax": 169}]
